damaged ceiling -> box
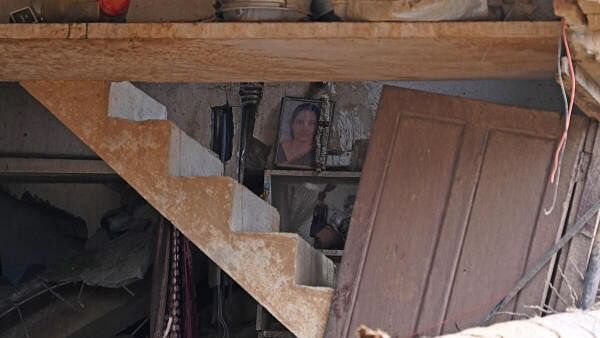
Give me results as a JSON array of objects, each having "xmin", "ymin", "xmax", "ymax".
[{"xmin": 556, "ymin": 0, "xmax": 600, "ymax": 121}]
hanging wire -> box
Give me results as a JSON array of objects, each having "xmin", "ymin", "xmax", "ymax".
[
  {"xmin": 216, "ymin": 275, "xmax": 230, "ymax": 338},
  {"xmin": 550, "ymin": 20, "xmax": 576, "ymax": 183},
  {"xmin": 545, "ymin": 20, "xmax": 576, "ymax": 215},
  {"xmin": 544, "ymin": 32, "xmax": 568, "ymax": 215}
]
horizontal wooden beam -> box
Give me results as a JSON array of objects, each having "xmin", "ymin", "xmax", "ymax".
[
  {"xmin": 0, "ymin": 22, "xmax": 560, "ymax": 82},
  {"xmin": 0, "ymin": 157, "xmax": 116, "ymax": 180}
]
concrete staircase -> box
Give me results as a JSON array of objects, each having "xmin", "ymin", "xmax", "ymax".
[{"xmin": 20, "ymin": 80, "xmax": 335, "ymax": 338}]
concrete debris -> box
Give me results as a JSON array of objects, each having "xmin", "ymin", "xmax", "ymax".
[
  {"xmin": 357, "ymin": 309, "xmax": 600, "ymax": 338},
  {"xmin": 0, "ymin": 279, "xmax": 151, "ymax": 338},
  {"xmin": 43, "ymin": 226, "xmax": 155, "ymax": 288},
  {"xmin": 101, "ymin": 201, "xmax": 160, "ymax": 236},
  {"xmin": 0, "ymin": 226, "xmax": 155, "ymax": 326},
  {"xmin": 0, "ymin": 190, "xmax": 86, "ymax": 285}
]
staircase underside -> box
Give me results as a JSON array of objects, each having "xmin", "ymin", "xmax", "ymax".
[{"xmin": 20, "ymin": 80, "xmax": 334, "ymax": 338}]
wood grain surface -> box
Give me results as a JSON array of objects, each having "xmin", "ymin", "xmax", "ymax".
[
  {"xmin": 0, "ymin": 22, "xmax": 559, "ymax": 82},
  {"xmin": 326, "ymin": 86, "xmax": 588, "ymax": 338}
]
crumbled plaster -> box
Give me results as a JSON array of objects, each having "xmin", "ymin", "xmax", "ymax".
[
  {"xmin": 2, "ymin": 79, "xmax": 568, "ymax": 165},
  {"xmin": 135, "ymin": 83, "xmax": 241, "ymax": 177},
  {"xmin": 0, "ymin": 78, "xmax": 570, "ymax": 239},
  {"xmin": 328, "ymin": 82, "xmax": 378, "ymax": 152}
]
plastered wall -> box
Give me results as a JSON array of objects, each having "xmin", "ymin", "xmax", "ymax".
[{"xmin": 0, "ymin": 80, "xmax": 571, "ymax": 235}]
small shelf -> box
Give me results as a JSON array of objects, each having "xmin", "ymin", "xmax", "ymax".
[
  {"xmin": 318, "ymin": 249, "xmax": 344, "ymax": 257},
  {"xmin": 260, "ymin": 330, "xmax": 295, "ymax": 338},
  {"xmin": 265, "ymin": 169, "xmax": 360, "ymax": 179},
  {"xmin": 264, "ymin": 170, "xmax": 360, "ymax": 205},
  {"xmin": 0, "ymin": 157, "xmax": 118, "ymax": 182}
]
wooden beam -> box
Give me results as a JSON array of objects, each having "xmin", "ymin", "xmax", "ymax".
[
  {"xmin": 578, "ymin": 0, "xmax": 600, "ymax": 14},
  {"xmin": 0, "ymin": 157, "xmax": 116, "ymax": 179},
  {"xmin": 560, "ymin": 57, "xmax": 600, "ymax": 121},
  {"xmin": 0, "ymin": 22, "xmax": 559, "ymax": 82},
  {"xmin": 580, "ymin": 215, "xmax": 600, "ymax": 309},
  {"xmin": 588, "ymin": 14, "xmax": 600, "ymax": 30},
  {"xmin": 555, "ymin": 0, "xmax": 588, "ymax": 31}
]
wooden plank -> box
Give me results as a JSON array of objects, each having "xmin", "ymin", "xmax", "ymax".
[
  {"xmin": 0, "ymin": 157, "xmax": 115, "ymax": 177},
  {"xmin": 588, "ymin": 14, "xmax": 600, "ymax": 30},
  {"xmin": 560, "ymin": 58, "xmax": 600, "ymax": 121},
  {"xmin": 551, "ymin": 122, "xmax": 599, "ymax": 312},
  {"xmin": 261, "ymin": 330, "xmax": 295, "ymax": 338},
  {"xmin": 578, "ymin": 0, "xmax": 600, "ymax": 14},
  {"xmin": 554, "ymin": 0, "xmax": 588, "ymax": 31},
  {"xmin": 581, "ymin": 210, "xmax": 600, "ymax": 308},
  {"xmin": 326, "ymin": 87, "xmax": 587, "ymax": 338},
  {"xmin": 319, "ymin": 249, "xmax": 344, "ymax": 257},
  {"xmin": 325, "ymin": 84, "xmax": 401, "ymax": 338},
  {"xmin": 266, "ymin": 169, "xmax": 361, "ymax": 178},
  {"xmin": 0, "ymin": 22, "xmax": 559, "ymax": 82}
]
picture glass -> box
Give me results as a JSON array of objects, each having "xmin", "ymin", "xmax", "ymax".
[{"xmin": 275, "ymin": 97, "xmax": 323, "ymax": 169}]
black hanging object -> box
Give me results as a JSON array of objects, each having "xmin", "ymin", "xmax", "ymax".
[
  {"xmin": 238, "ymin": 83, "xmax": 263, "ymax": 182},
  {"xmin": 211, "ymin": 104, "xmax": 234, "ymax": 162}
]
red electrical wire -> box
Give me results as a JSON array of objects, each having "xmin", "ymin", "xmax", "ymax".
[{"xmin": 550, "ymin": 20, "xmax": 576, "ymax": 184}]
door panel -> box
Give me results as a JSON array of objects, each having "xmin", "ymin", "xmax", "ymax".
[
  {"xmin": 351, "ymin": 116, "xmax": 464, "ymax": 332},
  {"xmin": 443, "ymin": 130, "xmax": 556, "ymax": 332},
  {"xmin": 326, "ymin": 86, "xmax": 588, "ymax": 338}
]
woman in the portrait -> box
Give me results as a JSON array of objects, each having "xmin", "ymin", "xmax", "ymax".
[{"xmin": 276, "ymin": 102, "xmax": 320, "ymax": 167}]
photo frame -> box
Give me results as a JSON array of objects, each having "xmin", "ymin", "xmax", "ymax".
[{"xmin": 274, "ymin": 97, "xmax": 334, "ymax": 170}]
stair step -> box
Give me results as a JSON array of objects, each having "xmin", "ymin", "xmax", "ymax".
[
  {"xmin": 107, "ymin": 81, "xmax": 223, "ymax": 177},
  {"xmin": 21, "ymin": 80, "xmax": 334, "ymax": 338},
  {"xmin": 231, "ymin": 182, "xmax": 279, "ymax": 232},
  {"xmin": 169, "ymin": 125, "xmax": 223, "ymax": 177},
  {"xmin": 234, "ymin": 232, "xmax": 335, "ymax": 288},
  {"xmin": 295, "ymin": 235, "xmax": 336, "ymax": 288},
  {"xmin": 108, "ymin": 81, "xmax": 167, "ymax": 121}
]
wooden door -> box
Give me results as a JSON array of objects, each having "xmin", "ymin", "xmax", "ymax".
[{"xmin": 325, "ymin": 87, "xmax": 588, "ymax": 338}]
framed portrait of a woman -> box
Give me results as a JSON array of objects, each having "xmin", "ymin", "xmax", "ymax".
[{"xmin": 275, "ymin": 97, "xmax": 333, "ymax": 169}]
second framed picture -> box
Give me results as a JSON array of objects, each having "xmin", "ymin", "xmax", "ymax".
[{"xmin": 275, "ymin": 97, "xmax": 334, "ymax": 170}]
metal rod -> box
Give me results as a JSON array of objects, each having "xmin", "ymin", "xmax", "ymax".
[
  {"xmin": 132, "ymin": 317, "xmax": 149, "ymax": 335},
  {"xmin": 122, "ymin": 286, "xmax": 135, "ymax": 297},
  {"xmin": 237, "ymin": 83, "xmax": 262, "ymax": 182},
  {"xmin": 13, "ymin": 303, "xmax": 30, "ymax": 338},
  {"xmin": 580, "ymin": 210, "xmax": 600, "ymax": 309},
  {"xmin": 479, "ymin": 198, "xmax": 600, "ymax": 325},
  {"xmin": 0, "ymin": 281, "xmax": 71, "ymax": 319},
  {"xmin": 40, "ymin": 280, "xmax": 79, "ymax": 311}
]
